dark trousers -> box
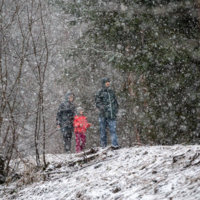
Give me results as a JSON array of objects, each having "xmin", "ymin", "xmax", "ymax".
[{"xmin": 61, "ymin": 127, "xmax": 72, "ymax": 152}]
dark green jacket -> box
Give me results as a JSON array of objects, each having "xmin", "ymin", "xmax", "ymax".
[{"xmin": 95, "ymin": 78, "xmax": 119, "ymax": 119}]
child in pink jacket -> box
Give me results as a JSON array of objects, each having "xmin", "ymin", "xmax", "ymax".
[{"xmin": 73, "ymin": 107, "xmax": 92, "ymax": 153}]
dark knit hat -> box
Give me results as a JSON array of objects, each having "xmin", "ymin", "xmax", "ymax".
[
  {"xmin": 65, "ymin": 92, "xmax": 75, "ymax": 101},
  {"xmin": 102, "ymin": 77, "xmax": 110, "ymax": 88}
]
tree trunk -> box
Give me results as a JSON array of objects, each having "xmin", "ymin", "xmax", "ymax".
[
  {"xmin": 127, "ymin": 72, "xmax": 135, "ymax": 98},
  {"xmin": 0, "ymin": 153, "xmax": 5, "ymax": 184},
  {"xmin": 34, "ymin": 104, "xmax": 40, "ymax": 167},
  {"xmin": 197, "ymin": 0, "xmax": 200, "ymax": 31},
  {"xmin": 127, "ymin": 72, "xmax": 141, "ymax": 145}
]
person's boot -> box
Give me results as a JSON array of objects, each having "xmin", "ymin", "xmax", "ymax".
[{"xmin": 111, "ymin": 145, "xmax": 121, "ymax": 150}]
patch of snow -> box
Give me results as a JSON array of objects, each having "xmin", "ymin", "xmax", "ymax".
[{"xmin": 1, "ymin": 145, "xmax": 200, "ymax": 200}]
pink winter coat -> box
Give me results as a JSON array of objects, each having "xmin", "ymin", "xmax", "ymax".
[{"xmin": 73, "ymin": 115, "xmax": 91, "ymax": 133}]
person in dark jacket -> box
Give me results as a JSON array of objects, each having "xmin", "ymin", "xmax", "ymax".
[
  {"xmin": 56, "ymin": 93, "xmax": 76, "ymax": 152},
  {"xmin": 95, "ymin": 77, "xmax": 120, "ymax": 149}
]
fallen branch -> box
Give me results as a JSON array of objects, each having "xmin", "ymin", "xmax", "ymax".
[
  {"xmin": 68, "ymin": 147, "xmax": 112, "ymax": 167},
  {"xmin": 68, "ymin": 154, "xmax": 98, "ymax": 167},
  {"xmin": 173, "ymin": 154, "xmax": 185, "ymax": 163},
  {"xmin": 41, "ymin": 156, "xmax": 119, "ymax": 176},
  {"xmin": 75, "ymin": 148, "xmax": 98, "ymax": 157}
]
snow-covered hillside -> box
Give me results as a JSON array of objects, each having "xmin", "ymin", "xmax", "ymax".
[{"xmin": 1, "ymin": 145, "xmax": 200, "ymax": 200}]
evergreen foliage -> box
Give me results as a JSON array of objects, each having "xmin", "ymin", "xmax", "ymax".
[{"xmin": 52, "ymin": 0, "xmax": 200, "ymax": 144}]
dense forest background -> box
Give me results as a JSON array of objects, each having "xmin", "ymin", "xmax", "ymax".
[{"xmin": 0, "ymin": 0, "xmax": 200, "ymax": 171}]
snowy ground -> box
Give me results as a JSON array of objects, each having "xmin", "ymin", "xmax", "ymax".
[{"xmin": 1, "ymin": 145, "xmax": 200, "ymax": 200}]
